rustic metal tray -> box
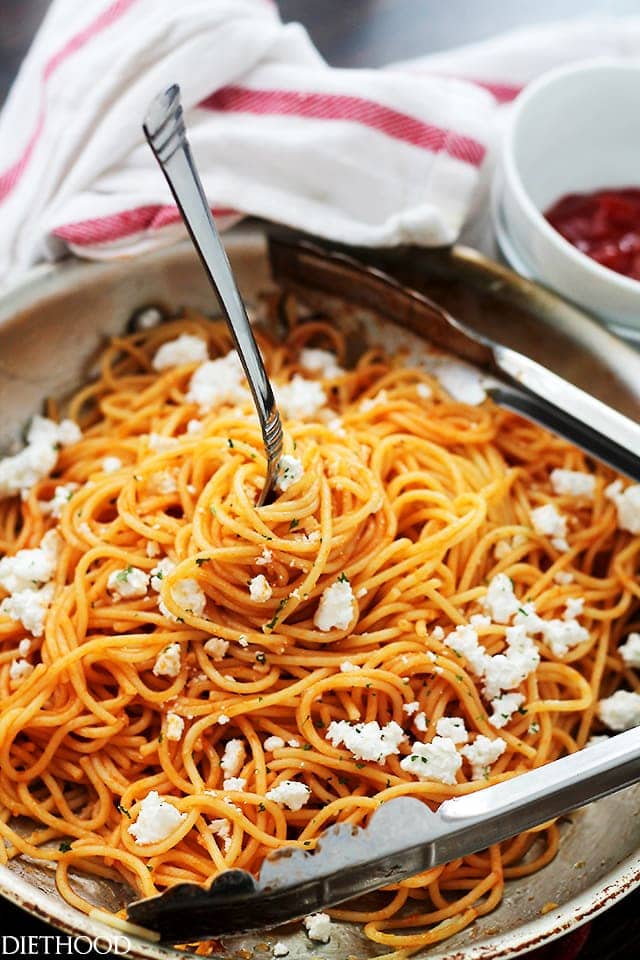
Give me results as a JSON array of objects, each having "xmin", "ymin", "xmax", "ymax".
[{"xmin": 0, "ymin": 225, "xmax": 639, "ymax": 959}]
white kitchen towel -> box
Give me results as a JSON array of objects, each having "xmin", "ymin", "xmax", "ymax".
[{"xmin": 1, "ymin": 1, "xmax": 640, "ymax": 285}]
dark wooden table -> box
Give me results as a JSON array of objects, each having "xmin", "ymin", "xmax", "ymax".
[{"xmin": 1, "ymin": 2, "xmax": 639, "ymax": 957}]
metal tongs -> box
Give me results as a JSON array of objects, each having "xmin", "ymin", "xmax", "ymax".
[{"xmin": 128, "ymin": 730, "xmax": 640, "ymax": 942}]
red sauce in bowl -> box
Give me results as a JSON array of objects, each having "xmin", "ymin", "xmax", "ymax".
[{"xmin": 545, "ymin": 188, "xmax": 640, "ymax": 281}]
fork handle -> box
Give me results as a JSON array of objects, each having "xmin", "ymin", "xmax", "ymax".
[{"xmin": 143, "ymin": 84, "xmax": 282, "ymax": 502}]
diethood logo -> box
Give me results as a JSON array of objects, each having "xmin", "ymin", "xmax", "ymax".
[{"xmin": 0, "ymin": 936, "xmax": 131, "ymax": 955}]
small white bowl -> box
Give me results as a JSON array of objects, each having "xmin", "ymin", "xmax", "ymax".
[{"xmin": 495, "ymin": 59, "xmax": 640, "ymax": 337}]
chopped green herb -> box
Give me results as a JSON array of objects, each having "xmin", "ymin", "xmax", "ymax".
[
  {"xmin": 517, "ymin": 706, "xmax": 528, "ymax": 715},
  {"xmin": 337, "ymin": 572, "xmax": 349, "ymax": 583},
  {"xmin": 518, "ymin": 607, "xmax": 528, "ymax": 616},
  {"xmin": 58, "ymin": 840, "xmax": 72, "ymax": 853},
  {"xmin": 195, "ymin": 557, "xmax": 210, "ymax": 567},
  {"xmin": 116, "ymin": 802, "xmax": 131, "ymax": 819},
  {"xmin": 289, "ymin": 518, "xmax": 300, "ymax": 530},
  {"xmin": 115, "ymin": 565, "xmax": 133, "ymax": 582},
  {"xmin": 258, "ymin": 802, "xmax": 266, "ymax": 812},
  {"xmin": 355, "ymin": 762, "xmax": 366, "ymax": 769},
  {"xmin": 255, "ymin": 652, "xmax": 266, "ymax": 664},
  {"xmin": 227, "ymin": 438, "xmax": 234, "ymax": 448},
  {"xmin": 302, "ymin": 744, "xmax": 312, "ymax": 752},
  {"xmin": 210, "ymin": 506, "xmax": 217, "ymax": 516},
  {"xmin": 158, "ymin": 733, "xmax": 164, "ymax": 743}
]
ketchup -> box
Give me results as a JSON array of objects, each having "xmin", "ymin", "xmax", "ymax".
[{"xmin": 544, "ymin": 188, "xmax": 640, "ymax": 281}]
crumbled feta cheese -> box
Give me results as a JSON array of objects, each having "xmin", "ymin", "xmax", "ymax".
[
  {"xmin": 314, "ymin": 579, "xmax": 355, "ymax": 632},
  {"xmin": 150, "ymin": 558, "xmax": 176, "ymax": 592},
  {"xmin": 146, "ymin": 540, "xmax": 161, "ymax": 558},
  {"xmin": 400, "ymin": 737, "xmax": 462, "ymax": 784},
  {"xmin": 9, "ymin": 658, "xmax": 33, "ymax": 684},
  {"xmin": 102, "ymin": 456, "xmax": 122, "ymax": 473},
  {"xmin": 237, "ymin": 634, "xmax": 249, "ymax": 647},
  {"xmin": 435, "ymin": 717, "xmax": 468, "ymax": 743},
  {"xmin": 153, "ymin": 643, "xmax": 182, "ymax": 678},
  {"xmin": 539, "ymin": 616, "xmax": 588, "ymax": 659},
  {"xmin": 303, "ymin": 913, "xmax": 332, "ymax": 942},
  {"xmin": 152, "ymin": 333, "xmax": 208, "ymax": 370},
  {"xmin": 287, "ymin": 738, "xmax": 300, "ymax": 747},
  {"xmin": 149, "ymin": 470, "xmax": 179, "ymax": 495},
  {"xmin": 272, "ymin": 943, "xmax": 289, "ymax": 957},
  {"xmin": 186, "ymin": 418, "xmax": 203, "ymax": 435},
  {"xmin": 340, "ymin": 660, "xmax": 361, "ymax": 673},
  {"xmin": 564, "ymin": 597, "xmax": 584, "ymax": 620},
  {"xmin": 249, "ymin": 574, "xmax": 272, "ymax": 603},
  {"xmin": 128, "ymin": 791, "xmax": 186, "ymax": 844},
  {"xmin": 461, "ymin": 735, "xmax": 507, "ymax": 779},
  {"xmin": 326, "ymin": 417, "xmax": 347, "ymax": 437},
  {"xmin": 416, "ymin": 382, "xmax": 432, "ymax": 399},
  {"xmin": 275, "ymin": 375, "xmax": 326, "ymax": 421},
  {"xmin": 18, "ymin": 638, "xmax": 31, "ymax": 657},
  {"xmin": 204, "ymin": 636, "xmax": 229, "ymax": 659},
  {"xmin": 597, "ymin": 690, "xmax": 640, "ymax": 731},
  {"xmin": 166, "ymin": 578, "xmax": 207, "ymax": 618},
  {"xmin": 488, "ymin": 692, "xmax": 525, "ymax": 729},
  {"xmin": 1, "ymin": 583, "xmax": 54, "ymax": 637},
  {"xmin": 360, "ymin": 390, "xmax": 388, "ymax": 412},
  {"xmin": 531, "ymin": 503, "xmax": 568, "ymax": 551},
  {"xmin": 256, "ymin": 547, "xmax": 273, "ymax": 566},
  {"xmin": 550, "ymin": 469, "xmax": 595, "ymax": 498},
  {"xmin": 221, "ymin": 739, "xmax": 246, "ymax": 779},
  {"xmin": 619, "ymin": 632, "xmax": 640, "ymax": 668},
  {"xmin": 483, "ymin": 573, "xmax": 520, "ymax": 624},
  {"xmin": 223, "ymin": 777, "xmax": 246, "ymax": 792},
  {"xmin": 165, "ymin": 712, "xmax": 185, "ymax": 741},
  {"xmin": 482, "ymin": 626, "xmax": 540, "ymax": 698},
  {"xmin": 276, "ymin": 455, "xmax": 303, "ymax": 492},
  {"xmin": 40, "ymin": 483, "xmax": 78, "ymax": 518},
  {"xmin": 300, "ymin": 348, "xmax": 343, "ymax": 379},
  {"xmin": 403, "ymin": 701, "xmax": 419, "ymax": 715},
  {"xmin": 428, "ymin": 359, "xmax": 486, "ymax": 405},
  {"xmin": 431, "ymin": 626, "xmax": 444, "ymax": 640},
  {"xmin": 264, "ymin": 736, "xmax": 285, "ymax": 751},
  {"xmin": 0, "ymin": 529, "xmax": 60, "ymax": 594},
  {"xmin": 444, "ymin": 624, "xmax": 487, "ymax": 675},
  {"xmin": 554, "ymin": 570, "xmax": 574, "ymax": 585},
  {"xmin": 107, "ymin": 566, "xmax": 149, "ymax": 600},
  {"xmin": 265, "ymin": 779, "xmax": 311, "ymax": 811},
  {"xmin": 218, "ymin": 714, "xmax": 230, "ymax": 725},
  {"xmin": 414, "ymin": 712, "xmax": 429, "ymax": 732},
  {"xmin": 0, "ymin": 416, "xmax": 81, "ymax": 499},
  {"xmin": 148, "ymin": 432, "xmax": 179, "ymax": 452},
  {"xmin": 606, "ymin": 481, "xmax": 640, "ymax": 534},
  {"xmin": 326, "ymin": 720, "xmax": 404, "ymax": 762},
  {"xmin": 186, "ymin": 351, "xmax": 248, "ymax": 412}
]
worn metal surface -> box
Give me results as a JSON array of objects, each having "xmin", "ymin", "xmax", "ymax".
[{"xmin": 0, "ymin": 227, "xmax": 639, "ymax": 959}]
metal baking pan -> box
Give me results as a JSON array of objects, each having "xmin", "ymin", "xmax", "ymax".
[{"xmin": 0, "ymin": 224, "xmax": 639, "ymax": 959}]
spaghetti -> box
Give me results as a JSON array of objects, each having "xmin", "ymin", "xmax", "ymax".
[{"xmin": 0, "ymin": 296, "xmax": 638, "ymax": 957}]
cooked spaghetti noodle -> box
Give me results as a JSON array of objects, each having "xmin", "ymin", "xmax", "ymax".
[{"xmin": 0, "ymin": 295, "xmax": 638, "ymax": 957}]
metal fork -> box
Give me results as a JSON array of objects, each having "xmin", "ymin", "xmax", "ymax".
[{"xmin": 143, "ymin": 84, "xmax": 283, "ymax": 506}]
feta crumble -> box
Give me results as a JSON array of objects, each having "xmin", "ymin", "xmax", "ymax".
[
  {"xmin": 619, "ymin": 632, "xmax": 640, "ymax": 668},
  {"xmin": 340, "ymin": 660, "xmax": 361, "ymax": 673},
  {"xmin": 414, "ymin": 712, "xmax": 429, "ymax": 733},
  {"xmin": 300, "ymin": 348, "xmax": 343, "ymax": 379},
  {"xmin": 128, "ymin": 791, "xmax": 186, "ymax": 845},
  {"xmin": 186, "ymin": 418, "xmax": 203, "ymax": 435},
  {"xmin": 482, "ymin": 626, "xmax": 540, "ymax": 698},
  {"xmin": 152, "ymin": 333, "xmax": 208, "ymax": 370},
  {"xmin": 0, "ymin": 529, "xmax": 60, "ymax": 594},
  {"xmin": 249, "ymin": 574, "xmax": 272, "ymax": 603},
  {"xmin": 102, "ymin": 456, "xmax": 122, "ymax": 473},
  {"xmin": 554, "ymin": 570, "xmax": 574, "ymax": 585},
  {"xmin": 150, "ymin": 558, "xmax": 176, "ymax": 592},
  {"xmin": 444, "ymin": 624, "xmax": 487, "ymax": 675},
  {"xmin": 223, "ymin": 777, "xmax": 246, "ymax": 792},
  {"xmin": 264, "ymin": 736, "xmax": 285, "ymax": 751},
  {"xmin": 186, "ymin": 351, "xmax": 249, "ymax": 413},
  {"xmin": 597, "ymin": 690, "xmax": 640, "ymax": 731},
  {"xmin": 148, "ymin": 432, "xmax": 179, "ymax": 452},
  {"xmin": 163, "ymin": 578, "xmax": 207, "ymax": 619},
  {"xmin": 18, "ymin": 638, "xmax": 31, "ymax": 657},
  {"xmin": 606, "ymin": 481, "xmax": 640, "ymax": 534},
  {"xmin": 488, "ymin": 692, "xmax": 525, "ymax": 729},
  {"xmin": 218, "ymin": 714, "xmax": 230, "ymax": 725},
  {"xmin": 483, "ymin": 573, "xmax": 520, "ymax": 624},
  {"xmin": 303, "ymin": 913, "xmax": 332, "ymax": 942},
  {"xmin": 326, "ymin": 720, "xmax": 404, "ymax": 762},
  {"xmin": 40, "ymin": 483, "xmax": 78, "ymax": 518},
  {"xmin": 9, "ymin": 658, "xmax": 33, "ymax": 685},
  {"xmin": 221, "ymin": 739, "xmax": 246, "ymax": 779},
  {"xmin": 400, "ymin": 737, "xmax": 462, "ymax": 784},
  {"xmin": 461, "ymin": 735, "xmax": 507, "ymax": 779},
  {"xmin": 314, "ymin": 578, "xmax": 355, "ymax": 632},
  {"xmin": 1, "ymin": 583, "xmax": 54, "ymax": 637},
  {"xmin": 0, "ymin": 416, "xmax": 81, "ymax": 499},
  {"xmin": 276, "ymin": 455, "xmax": 304, "ymax": 493},
  {"xmin": 275, "ymin": 376, "xmax": 326, "ymax": 420},
  {"xmin": 107, "ymin": 566, "xmax": 149, "ymax": 600},
  {"xmin": 153, "ymin": 643, "xmax": 182, "ymax": 678},
  {"xmin": 531, "ymin": 503, "xmax": 569, "ymax": 551},
  {"xmin": 256, "ymin": 547, "xmax": 273, "ymax": 566},
  {"xmin": 403, "ymin": 701, "xmax": 419, "ymax": 715},
  {"xmin": 435, "ymin": 717, "xmax": 468, "ymax": 743},
  {"xmin": 550, "ymin": 469, "xmax": 595, "ymax": 498},
  {"xmin": 204, "ymin": 637, "xmax": 229, "ymax": 659},
  {"xmin": 265, "ymin": 779, "xmax": 311, "ymax": 811},
  {"xmin": 165, "ymin": 712, "xmax": 185, "ymax": 741}
]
